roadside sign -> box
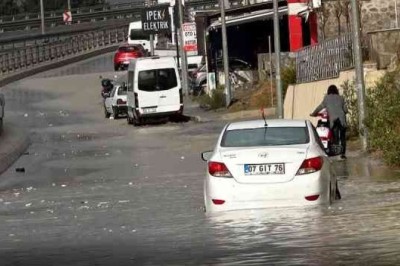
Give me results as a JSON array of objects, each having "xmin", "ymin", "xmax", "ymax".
[
  {"xmin": 63, "ymin": 10, "xmax": 72, "ymax": 23},
  {"xmin": 182, "ymin": 22, "xmax": 197, "ymax": 54},
  {"xmin": 141, "ymin": 5, "xmax": 171, "ymax": 34}
]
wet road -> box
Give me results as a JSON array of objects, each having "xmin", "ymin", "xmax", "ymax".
[{"xmin": 0, "ymin": 53, "xmax": 400, "ymax": 265}]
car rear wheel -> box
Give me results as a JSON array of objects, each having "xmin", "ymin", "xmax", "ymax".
[
  {"xmin": 114, "ymin": 64, "xmax": 119, "ymax": 71},
  {"xmin": 194, "ymin": 81, "xmax": 206, "ymax": 96},
  {"xmin": 112, "ymin": 106, "xmax": 119, "ymax": 119},
  {"xmin": 335, "ymin": 180, "xmax": 341, "ymax": 200},
  {"xmin": 104, "ymin": 107, "xmax": 110, "ymax": 118}
]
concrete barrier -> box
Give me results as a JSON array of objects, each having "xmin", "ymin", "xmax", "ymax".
[{"xmin": 284, "ymin": 67, "xmax": 386, "ymax": 125}]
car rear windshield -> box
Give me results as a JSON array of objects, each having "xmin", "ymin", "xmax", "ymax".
[
  {"xmin": 118, "ymin": 46, "xmax": 140, "ymax": 52},
  {"xmin": 138, "ymin": 68, "xmax": 177, "ymax": 91},
  {"xmin": 221, "ymin": 127, "xmax": 310, "ymax": 147},
  {"xmin": 130, "ymin": 30, "xmax": 150, "ymax": 41}
]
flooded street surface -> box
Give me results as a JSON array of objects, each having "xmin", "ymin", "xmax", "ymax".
[{"xmin": 0, "ymin": 53, "xmax": 399, "ymax": 265}]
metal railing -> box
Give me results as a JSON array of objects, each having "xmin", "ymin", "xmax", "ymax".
[
  {"xmin": 0, "ymin": 0, "xmax": 275, "ymax": 32},
  {"xmin": 0, "ymin": 27, "xmax": 127, "ymax": 77},
  {"xmin": 0, "ymin": 0, "xmax": 217, "ymax": 32},
  {"xmin": 296, "ymin": 34, "xmax": 354, "ymax": 84}
]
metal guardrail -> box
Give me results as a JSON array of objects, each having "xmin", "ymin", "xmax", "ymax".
[
  {"xmin": 0, "ymin": 0, "xmax": 219, "ymax": 32},
  {"xmin": 0, "ymin": 27, "xmax": 127, "ymax": 77},
  {"xmin": 0, "ymin": 0, "xmax": 274, "ymax": 32},
  {"xmin": 296, "ymin": 34, "xmax": 354, "ymax": 83}
]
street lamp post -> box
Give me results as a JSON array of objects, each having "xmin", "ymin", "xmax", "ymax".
[
  {"xmin": 395, "ymin": 0, "xmax": 399, "ymax": 28},
  {"xmin": 350, "ymin": 0, "xmax": 368, "ymax": 151},
  {"xmin": 272, "ymin": 0, "xmax": 283, "ymax": 118},
  {"xmin": 220, "ymin": 0, "xmax": 231, "ymax": 107},
  {"xmin": 67, "ymin": 0, "xmax": 71, "ymax": 11}
]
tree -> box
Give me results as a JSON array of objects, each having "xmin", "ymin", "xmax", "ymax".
[
  {"xmin": 0, "ymin": 0, "xmax": 22, "ymax": 16},
  {"xmin": 316, "ymin": 2, "xmax": 331, "ymax": 40},
  {"xmin": 333, "ymin": 0, "xmax": 343, "ymax": 35}
]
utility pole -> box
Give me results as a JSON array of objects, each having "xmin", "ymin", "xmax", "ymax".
[
  {"xmin": 272, "ymin": 0, "xmax": 283, "ymax": 118},
  {"xmin": 395, "ymin": 0, "xmax": 399, "ymax": 28},
  {"xmin": 220, "ymin": 0, "xmax": 231, "ymax": 107},
  {"xmin": 350, "ymin": 0, "xmax": 368, "ymax": 151},
  {"xmin": 40, "ymin": 0, "xmax": 45, "ymax": 35},
  {"xmin": 150, "ymin": 34, "xmax": 155, "ymax": 56},
  {"xmin": 177, "ymin": 0, "xmax": 189, "ymax": 96},
  {"xmin": 67, "ymin": 0, "xmax": 71, "ymax": 11},
  {"xmin": 268, "ymin": 35, "xmax": 274, "ymax": 107}
]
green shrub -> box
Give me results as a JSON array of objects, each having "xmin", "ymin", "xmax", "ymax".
[
  {"xmin": 364, "ymin": 68, "xmax": 400, "ymax": 166},
  {"xmin": 198, "ymin": 86, "xmax": 226, "ymax": 110},
  {"xmin": 341, "ymin": 80, "xmax": 359, "ymax": 138}
]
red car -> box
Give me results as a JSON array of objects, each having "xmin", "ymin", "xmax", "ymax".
[{"xmin": 113, "ymin": 44, "xmax": 146, "ymax": 71}]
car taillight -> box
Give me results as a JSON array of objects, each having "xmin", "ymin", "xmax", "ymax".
[
  {"xmin": 212, "ymin": 199, "xmax": 226, "ymax": 205},
  {"xmin": 296, "ymin": 157, "xmax": 323, "ymax": 175},
  {"xmin": 208, "ymin": 161, "xmax": 232, "ymax": 177},
  {"xmin": 117, "ymin": 99, "xmax": 126, "ymax": 105}
]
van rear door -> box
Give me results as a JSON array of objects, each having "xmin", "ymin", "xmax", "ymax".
[{"xmin": 137, "ymin": 68, "xmax": 181, "ymax": 114}]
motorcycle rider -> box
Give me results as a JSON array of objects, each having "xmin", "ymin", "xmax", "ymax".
[
  {"xmin": 101, "ymin": 79, "xmax": 114, "ymax": 99},
  {"xmin": 310, "ymin": 85, "xmax": 348, "ymax": 159}
]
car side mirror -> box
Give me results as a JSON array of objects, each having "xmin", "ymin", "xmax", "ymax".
[{"xmin": 201, "ymin": 151, "xmax": 213, "ymax": 162}]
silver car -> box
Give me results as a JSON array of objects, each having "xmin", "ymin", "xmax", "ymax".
[
  {"xmin": 190, "ymin": 58, "xmax": 252, "ymax": 96},
  {"xmin": 103, "ymin": 83, "xmax": 128, "ymax": 119}
]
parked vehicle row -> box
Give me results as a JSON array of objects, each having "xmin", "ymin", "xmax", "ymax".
[{"xmin": 102, "ymin": 56, "xmax": 183, "ymax": 125}]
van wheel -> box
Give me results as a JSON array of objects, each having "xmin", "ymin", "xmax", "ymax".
[
  {"xmin": 133, "ymin": 114, "xmax": 141, "ymax": 126},
  {"xmin": 127, "ymin": 115, "xmax": 133, "ymax": 125}
]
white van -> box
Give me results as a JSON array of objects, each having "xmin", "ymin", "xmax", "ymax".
[
  {"xmin": 126, "ymin": 56, "xmax": 183, "ymax": 126},
  {"xmin": 128, "ymin": 21, "xmax": 158, "ymax": 54}
]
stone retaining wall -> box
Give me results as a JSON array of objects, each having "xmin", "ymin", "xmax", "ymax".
[{"xmin": 317, "ymin": 0, "xmax": 397, "ymax": 39}]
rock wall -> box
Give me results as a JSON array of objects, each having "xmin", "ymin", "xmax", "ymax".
[{"xmin": 317, "ymin": 0, "xmax": 397, "ymax": 39}]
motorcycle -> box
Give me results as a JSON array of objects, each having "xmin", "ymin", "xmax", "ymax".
[
  {"xmin": 101, "ymin": 78, "xmax": 114, "ymax": 99},
  {"xmin": 314, "ymin": 109, "xmax": 343, "ymax": 156}
]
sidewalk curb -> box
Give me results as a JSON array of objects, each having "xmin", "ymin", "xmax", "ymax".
[
  {"xmin": 188, "ymin": 106, "xmax": 276, "ymax": 123},
  {"xmin": 0, "ymin": 123, "xmax": 30, "ymax": 175}
]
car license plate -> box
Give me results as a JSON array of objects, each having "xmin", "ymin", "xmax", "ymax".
[
  {"xmin": 143, "ymin": 107, "xmax": 156, "ymax": 114},
  {"xmin": 123, "ymin": 61, "xmax": 130, "ymax": 64},
  {"xmin": 244, "ymin": 163, "xmax": 285, "ymax": 175}
]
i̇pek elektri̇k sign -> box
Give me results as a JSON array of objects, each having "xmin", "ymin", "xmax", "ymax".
[{"xmin": 141, "ymin": 5, "xmax": 171, "ymax": 34}]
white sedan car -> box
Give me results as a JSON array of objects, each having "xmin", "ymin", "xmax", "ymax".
[
  {"xmin": 201, "ymin": 119, "xmax": 340, "ymax": 213},
  {"xmin": 104, "ymin": 83, "xmax": 127, "ymax": 119}
]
